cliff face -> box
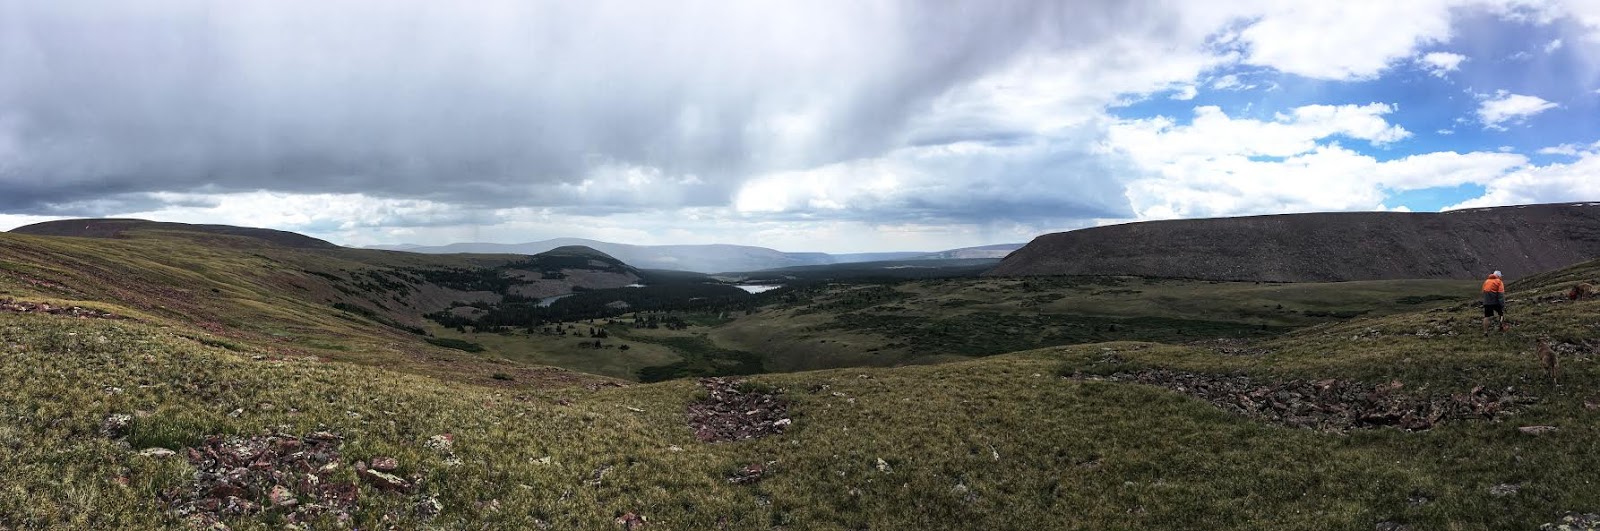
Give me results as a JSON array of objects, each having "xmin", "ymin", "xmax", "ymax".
[{"xmin": 986, "ymin": 203, "xmax": 1600, "ymax": 282}]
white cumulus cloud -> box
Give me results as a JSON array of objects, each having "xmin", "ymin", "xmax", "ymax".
[
  {"xmin": 1418, "ymin": 52, "xmax": 1468, "ymax": 77},
  {"xmin": 1476, "ymin": 91, "xmax": 1560, "ymax": 129},
  {"xmin": 1448, "ymin": 151, "xmax": 1600, "ymax": 210},
  {"xmin": 1105, "ymin": 103, "xmax": 1525, "ymax": 220}
]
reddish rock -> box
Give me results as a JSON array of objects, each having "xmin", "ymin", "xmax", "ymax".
[
  {"xmin": 1090, "ymin": 369, "xmax": 1534, "ymax": 432},
  {"xmin": 268, "ymin": 485, "xmax": 297, "ymax": 507},
  {"xmin": 159, "ymin": 431, "xmax": 399, "ymax": 526},
  {"xmin": 616, "ymin": 512, "xmax": 647, "ymax": 530},
  {"xmin": 370, "ymin": 456, "xmax": 399, "ymax": 472}
]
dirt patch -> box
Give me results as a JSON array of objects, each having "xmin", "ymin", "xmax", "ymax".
[
  {"xmin": 687, "ymin": 378, "xmax": 791, "ymax": 443},
  {"xmin": 160, "ymin": 431, "xmax": 422, "ymax": 528},
  {"xmin": 1094, "ymin": 369, "xmax": 1534, "ymax": 432},
  {"xmin": 0, "ymin": 298, "xmax": 120, "ymax": 319}
]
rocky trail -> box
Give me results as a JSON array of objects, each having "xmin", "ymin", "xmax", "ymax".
[
  {"xmin": 1088, "ymin": 369, "xmax": 1535, "ymax": 432},
  {"xmin": 686, "ymin": 378, "xmax": 791, "ymax": 443},
  {"xmin": 152, "ymin": 431, "xmax": 438, "ymax": 529}
]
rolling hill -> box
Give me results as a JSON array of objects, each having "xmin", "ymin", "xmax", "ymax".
[
  {"xmin": 988, "ymin": 202, "xmax": 1600, "ymax": 282},
  {"xmin": 11, "ymin": 218, "xmax": 340, "ymax": 249},
  {"xmin": 0, "ymin": 222, "xmax": 649, "ymax": 388}
]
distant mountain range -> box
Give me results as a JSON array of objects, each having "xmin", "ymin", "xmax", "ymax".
[
  {"xmin": 367, "ymin": 238, "xmax": 1023, "ymax": 273},
  {"xmin": 989, "ymin": 202, "xmax": 1600, "ymax": 282}
]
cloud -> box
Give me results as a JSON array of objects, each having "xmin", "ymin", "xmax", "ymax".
[
  {"xmin": 1105, "ymin": 104, "xmax": 1523, "ymax": 219},
  {"xmin": 1537, "ymin": 141, "xmax": 1600, "ymax": 156},
  {"xmin": 1106, "ymin": 103, "xmax": 1411, "ymax": 163},
  {"xmin": 1476, "ymin": 91, "xmax": 1560, "ymax": 129},
  {"xmin": 1230, "ymin": 1, "xmax": 1460, "ymax": 80},
  {"xmin": 1418, "ymin": 51, "xmax": 1468, "ymax": 77},
  {"xmin": 732, "ymin": 126, "xmax": 1137, "ymax": 225},
  {"xmin": 1447, "ymin": 150, "xmax": 1600, "ymax": 210},
  {"xmin": 1211, "ymin": 74, "xmax": 1248, "ymax": 90},
  {"xmin": 1545, "ymin": 38, "xmax": 1565, "ymax": 52},
  {"xmin": 0, "ymin": 0, "xmax": 1177, "ymax": 213},
  {"xmin": 3, "ymin": 0, "xmax": 1599, "ymax": 252}
]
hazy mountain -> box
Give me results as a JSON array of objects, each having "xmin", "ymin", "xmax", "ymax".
[
  {"xmin": 988, "ymin": 202, "xmax": 1600, "ymax": 282},
  {"xmin": 372, "ymin": 239, "xmax": 1025, "ymax": 273},
  {"xmin": 920, "ymin": 243, "xmax": 1023, "ymax": 260}
]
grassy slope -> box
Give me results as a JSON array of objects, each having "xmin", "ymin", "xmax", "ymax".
[
  {"xmin": 5, "ymin": 230, "xmax": 1599, "ymax": 529},
  {"xmin": 6, "ymin": 271, "xmax": 1600, "ymax": 529},
  {"xmin": 0, "ymin": 231, "xmax": 615, "ymax": 390}
]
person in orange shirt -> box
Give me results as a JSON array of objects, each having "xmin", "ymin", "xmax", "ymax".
[{"xmin": 1482, "ymin": 270, "xmax": 1506, "ymax": 334}]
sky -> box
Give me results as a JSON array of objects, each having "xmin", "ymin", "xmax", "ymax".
[{"xmin": 1, "ymin": 0, "xmax": 1598, "ymax": 253}]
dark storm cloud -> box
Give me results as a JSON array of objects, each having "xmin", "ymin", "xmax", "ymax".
[{"xmin": 0, "ymin": 0, "xmax": 1163, "ymax": 218}]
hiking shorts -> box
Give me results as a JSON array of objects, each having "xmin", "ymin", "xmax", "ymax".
[{"xmin": 1484, "ymin": 303, "xmax": 1505, "ymax": 317}]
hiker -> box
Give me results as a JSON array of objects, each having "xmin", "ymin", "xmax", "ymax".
[{"xmin": 1482, "ymin": 270, "xmax": 1506, "ymax": 334}]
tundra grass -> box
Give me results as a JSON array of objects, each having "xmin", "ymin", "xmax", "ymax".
[
  {"xmin": 5, "ymin": 299, "xmax": 1600, "ymax": 530},
  {"xmin": 4, "ymin": 231, "xmax": 1598, "ymax": 529}
]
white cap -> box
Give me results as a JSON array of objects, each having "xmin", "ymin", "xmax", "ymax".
[{"xmin": 1492, "ymin": 270, "xmax": 1502, "ymax": 277}]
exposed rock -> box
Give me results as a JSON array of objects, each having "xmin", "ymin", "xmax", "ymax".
[
  {"xmin": 416, "ymin": 495, "xmax": 443, "ymax": 518},
  {"xmin": 424, "ymin": 434, "xmax": 455, "ymax": 454},
  {"xmin": 0, "ymin": 298, "xmax": 121, "ymax": 319},
  {"xmin": 100, "ymin": 413, "xmax": 133, "ymax": 439},
  {"xmin": 370, "ymin": 456, "xmax": 399, "ymax": 472},
  {"xmin": 876, "ymin": 458, "xmax": 892, "ymax": 473},
  {"xmin": 687, "ymin": 378, "xmax": 790, "ymax": 443},
  {"xmin": 1550, "ymin": 340, "xmax": 1600, "ymax": 361},
  {"xmin": 268, "ymin": 486, "xmax": 296, "ymax": 508},
  {"xmin": 1490, "ymin": 483, "xmax": 1521, "ymax": 497},
  {"xmin": 360, "ymin": 468, "xmax": 411, "ymax": 491},
  {"xmin": 615, "ymin": 512, "xmax": 647, "ymax": 530},
  {"xmin": 727, "ymin": 464, "xmax": 766, "ymax": 485},
  {"xmin": 1188, "ymin": 337, "xmax": 1277, "ymax": 356},
  {"xmin": 137, "ymin": 447, "xmax": 177, "ymax": 459},
  {"xmin": 1541, "ymin": 512, "xmax": 1600, "ymax": 530},
  {"xmin": 1375, "ymin": 522, "xmax": 1412, "ymax": 531},
  {"xmin": 1092, "ymin": 369, "xmax": 1534, "ymax": 432},
  {"xmin": 1518, "ymin": 426, "xmax": 1560, "ymax": 435},
  {"xmin": 161, "ymin": 431, "xmax": 370, "ymax": 527}
]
